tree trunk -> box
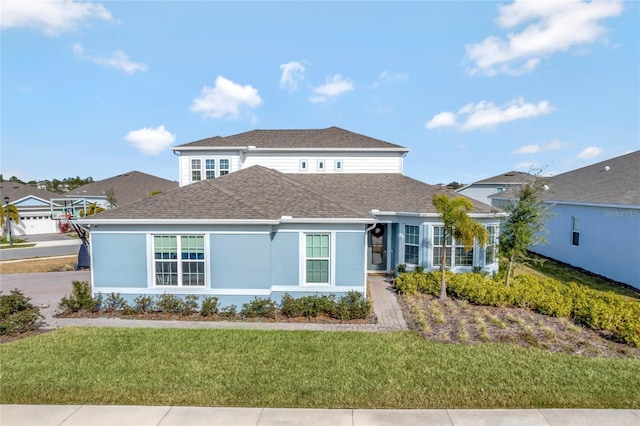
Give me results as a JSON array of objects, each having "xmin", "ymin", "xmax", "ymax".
[
  {"xmin": 505, "ymin": 253, "xmax": 515, "ymax": 286},
  {"xmin": 439, "ymin": 240, "xmax": 447, "ymax": 300}
]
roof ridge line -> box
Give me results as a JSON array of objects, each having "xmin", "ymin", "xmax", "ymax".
[{"xmin": 205, "ymin": 174, "xmax": 273, "ymax": 220}]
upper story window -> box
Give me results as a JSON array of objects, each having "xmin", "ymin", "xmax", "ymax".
[
  {"xmin": 571, "ymin": 217, "xmax": 580, "ymax": 246},
  {"xmin": 190, "ymin": 158, "xmax": 230, "ymax": 182},
  {"xmin": 300, "ymin": 160, "xmax": 308, "ymax": 172},
  {"xmin": 317, "ymin": 160, "xmax": 325, "ymax": 172},
  {"xmin": 335, "ymin": 160, "xmax": 343, "ymax": 172}
]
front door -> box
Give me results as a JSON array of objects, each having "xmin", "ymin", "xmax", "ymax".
[{"xmin": 368, "ymin": 224, "xmax": 387, "ymax": 271}]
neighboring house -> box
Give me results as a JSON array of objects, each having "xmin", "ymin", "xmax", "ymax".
[
  {"xmin": 0, "ymin": 182, "xmax": 60, "ymax": 235},
  {"xmin": 82, "ymin": 128, "xmax": 502, "ymax": 306},
  {"xmin": 491, "ymin": 151, "xmax": 640, "ymax": 291},
  {"xmin": 457, "ymin": 171, "xmax": 534, "ymax": 205},
  {"xmin": 65, "ymin": 171, "xmax": 178, "ymax": 208},
  {"xmin": 171, "ymin": 126, "xmax": 409, "ymax": 186}
]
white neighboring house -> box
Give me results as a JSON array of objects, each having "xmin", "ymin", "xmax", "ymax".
[
  {"xmin": 457, "ymin": 171, "xmax": 535, "ymax": 205},
  {"xmin": 172, "ymin": 127, "xmax": 409, "ymax": 187},
  {"xmin": 491, "ymin": 151, "xmax": 640, "ymax": 291},
  {"xmin": 0, "ymin": 182, "xmax": 59, "ymax": 235}
]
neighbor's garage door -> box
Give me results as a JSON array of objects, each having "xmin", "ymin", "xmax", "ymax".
[{"xmin": 14, "ymin": 216, "xmax": 58, "ymax": 235}]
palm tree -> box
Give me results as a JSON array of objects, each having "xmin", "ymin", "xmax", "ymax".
[
  {"xmin": 79, "ymin": 202, "xmax": 105, "ymax": 217},
  {"xmin": 432, "ymin": 194, "xmax": 488, "ymax": 300},
  {"xmin": 1, "ymin": 203, "xmax": 20, "ymax": 239}
]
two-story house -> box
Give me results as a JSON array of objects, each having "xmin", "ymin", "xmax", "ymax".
[{"xmin": 81, "ymin": 127, "xmax": 502, "ymax": 307}]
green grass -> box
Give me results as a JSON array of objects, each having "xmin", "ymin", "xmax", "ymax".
[{"xmin": 2, "ymin": 328, "xmax": 639, "ymax": 408}]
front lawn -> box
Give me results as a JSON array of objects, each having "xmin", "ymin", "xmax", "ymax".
[{"xmin": 1, "ymin": 328, "xmax": 639, "ymax": 408}]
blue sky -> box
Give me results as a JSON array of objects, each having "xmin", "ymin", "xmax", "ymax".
[{"xmin": 2, "ymin": 0, "xmax": 638, "ymax": 185}]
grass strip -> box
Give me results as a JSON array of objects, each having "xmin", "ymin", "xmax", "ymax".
[{"xmin": 1, "ymin": 328, "xmax": 639, "ymax": 408}]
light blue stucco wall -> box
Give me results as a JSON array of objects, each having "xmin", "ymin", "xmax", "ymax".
[
  {"xmin": 92, "ymin": 233, "xmax": 147, "ymax": 288},
  {"xmin": 269, "ymin": 232, "xmax": 299, "ymax": 286},
  {"xmin": 335, "ymin": 232, "xmax": 365, "ymax": 287},
  {"xmin": 532, "ymin": 204, "xmax": 640, "ymax": 290},
  {"xmin": 210, "ymin": 234, "xmax": 271, "ymax": 289}
]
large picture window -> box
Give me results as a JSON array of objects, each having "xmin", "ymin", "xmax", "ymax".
[
  {"xmin": 404, "ymin": 225, "xmax": 420, "ymax": 265},
  {"xmin": 305, "ymin": 234, "xmax": 330, "ymax": 284},
  {"xmin": 432, "ymin": 226, "xmax": 475, "ymax": 268},
  {"xmin": 154, "ymin": 235, "xmax": 205, "ymax": 287}
]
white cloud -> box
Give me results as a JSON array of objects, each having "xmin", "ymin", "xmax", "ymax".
[
  {"xmin": 1, "ymin": 0, "xmax": 113, "ymax": 37},
  {"xmin": 514, "ymin": 161, "xmax": 538, "ymax": 170},
  {"xmin": 512, "ymin": 139, "xmax": 567, "ymax": 154},
  {"xmin": 466, "ymin": 0, "xmax": 623, "ymax": 75},
  {"xmin": 375, "ymin": 71, "xmax": 409, "ymax": 86},
  {"xmin": 124, "ymin": 125, "xmax": 176, "ymax": 156},
  {"xmin": 425, "ymin": 112, "xmax": 456, "ymax": 129},
  {"xmin": 309, "ymin": 74, "xmax": 354, "ymax": 103},
  {"xmin": 73, "ymin": 43, "xmax": 147, "ymax": 74},
  {"xmin": 577, "ymin": 146, "xmax": 604, "ymax": 159},
  {"xmin": 191, "ymin": 75, "xmax": 263, "ymax": 119},
  {"xmin": 512, "ymin": 144, "xmax": 541, "ymax": 154},
  {"xmin": 279, "ymin": 61, "xmax": 305, "ymax": 91}
]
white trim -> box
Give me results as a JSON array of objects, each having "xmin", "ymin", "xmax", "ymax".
[
  {"xmin": 371, "ymin": 211, "xmax": 506, "ymax": 219},
  {"xmin": 93, "ymin": 285, "xmax": 363, "ymax": 296},
  {"xmin": 299, "ymin": 159, "xmax": 309, "ymax": 172},
  {"xmin": 82, "ymin": 217, "xmax": 373, "ymax": 226},
  {"xmin": 300, "ymin": 232, "xmax": 334, "ymax": 286},
  {"xmin": 90, "ymin": 230, "xmax": 271, "ymax": 235},
  {"xmin": 545, "ymin": 200, "xmax": 640, "ymax": 209},
  {"xmin": 150, "ymin": 234, "xmax": 207, "ymax": 288},
  {"xmin": 317, "ymin": 159, "xmax": 326, "ymax": 172},
  {"xmin": 334, "ymin": 159, "xmax": 343, "ymax": 172},
  {"xmin": 173, "ymin": 146, "xmax": 408, "ymax": 153}
]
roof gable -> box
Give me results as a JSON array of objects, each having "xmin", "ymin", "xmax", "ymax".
[{"xmin": 174, "ymin": 127, "xmax": 408, "ymax": 151}]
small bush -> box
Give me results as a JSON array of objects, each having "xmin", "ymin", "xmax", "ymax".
[
  {"xmin": 155, "ymin": 293, "xmax": 184, "ymax": 314},
  {"xmin": 333, "ymin": 291, "xmax": 371, "ymax": 320},
  {"xmin": 241, "ymin": 298, "xmax": 277, "ymax": 318},
  {"xmin": 220, "ymin": 304, "xmax": 237, "ymax": 318},
  {"xmin": 181, "ymin": 295, "xmax": 199, "ymax": 316},
  {"xmin": 103, "ymin": 293, "xmax": 129, "ymax": 313},
  {"xmin": 58, "ymin": 281, "xmax": 101, "ymax": 314},
  {"xmin": 200, "ymin": 296, "xmax": 219, "ymax": 316},
  {"xmin": 133, "ymin": 295, "xmax": 155, "ymax": 314},
  {"xmin": 280, "ymin": 293, "xmax": 304, "ymax": 318},
  {"xmin": 0, "ymin": 290, "xmax": 44, "ymax": 335}
]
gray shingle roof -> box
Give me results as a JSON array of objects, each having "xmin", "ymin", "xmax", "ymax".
[
  {"xmin": 65, "ymin": 171, "xmax": 178, "ymax": 207},
  {"xmin": 0, "ymin": 182, "xmax": 59, "ymax": 203},
  {"xmin": 543, "ymin": 150, "xmax": 640, "ymax": 205},
  {"xmin": 88, "ymin": 166, "xmax": 498, "ymax": 222},
  {"xmin": 174, "ymin": 127, "xmax": 408, "ymax": 150}
]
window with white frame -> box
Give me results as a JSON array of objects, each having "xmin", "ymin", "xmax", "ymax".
[
  {"xmin": 335, "ymin": 160, "xmax": 343, "ymax": 171},
  {"xmin": 485, "ymin": 225, "xmax": 498, "ymax": 265},
  {"xmin": 305, "ymin": 234, "xmax": 330, "ymax": 284},
  {"xmin": 191, "ymin": 159, "xmax": 202, "ymax": 182},
  {"xmin": 432, "ymin": 226, "xmax": 452, "ymax": 267},
  {"xmin": 190, "ymin": 158, "xmax": 230, "ymax": 181},
  {"xmin": 571, "ymin": 216, "xmax": 580, "ymax": 246},
  {"xmin": 404, "ymin": 225, "xmax": 420, "ymax": 265},
  {"xmin": 154, "ymin": 235, "xmax": 205, "ymax": 287},
  {"xmin": 317, "ymin": 160, "xmax": 325, "ymax": 172},
  {"xmin": 300, "ymin": 160, "xmax": 308, "ymax": 172}
]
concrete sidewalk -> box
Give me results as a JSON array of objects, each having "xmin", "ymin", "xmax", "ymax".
[{"xmin": 1, "ymin": 405, "xmax": 639, "ymax": 426}]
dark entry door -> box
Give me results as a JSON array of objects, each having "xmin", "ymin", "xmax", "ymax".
[{"xmin": 368, "ymin": 224, "xmax": 387, "ymax": 271}]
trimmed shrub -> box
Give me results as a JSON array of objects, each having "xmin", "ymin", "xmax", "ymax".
[
  {"xmin": 280, "ymin": 293, "xmax": 303, "ymax": 318},
  {"xmin": 103, "ymin": 292, "xmax": 129, "ymax": 313},
  {"xmin": 200, "ymin": 296, "xmax": 219, "ymax": 316},
  {"xmin": 0, "ymin": 290, "xmax": 44, "ymax": 335},
  {"xmin": 182, "ymin": 295, "xmax": 199, "ymax": 316},
  {"xmin": 58, "ymin": 281, "xmax": 101, "ymax": 314},
  {"xmin": 241, "ymin": 298, "xmax": 277, "ymax": 318},
  {"xmin": 333, "ymin": 291, "xmax": 371, "ymax": 320},
  {"xmin": 155, "ymin": 293, "xmax": 184, "ymax": 314},
  {"xmin": 133, "ymin": 295, "xmax": 154, "ymax": 314},
  {"xmin": 220, "ymin": 305, "xmax": 237, "ymax": 318}
]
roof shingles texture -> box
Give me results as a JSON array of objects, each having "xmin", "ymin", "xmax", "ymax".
[
  {"xmin": 175, "ymin": 127, "xmax": 407, "ymax": 150},
  {"xmin": 91, "ymin": 166, "xmax": 497, "ymax": 221}
]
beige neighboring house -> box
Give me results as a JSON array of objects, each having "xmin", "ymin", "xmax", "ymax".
[
  {"xmin": 0, "ymin": 181, "xmax": 60, "ymax": 235},
  {"xmin": 65, "ymin": 171, "xmax": 178, "ymax": 208}
]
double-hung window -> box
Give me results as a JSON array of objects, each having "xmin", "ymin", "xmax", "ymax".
[
  {"xmin": 305, "ymin": 234, "xmax": 330, "ymax": 284},
  {"xmin": 191, "ymin": 159, "xmax": 202, "ymax": 182},
  {"xmin": 154, "ymin": 235, "xmax": 205, "ymax": 287},
  {"xmin": 219, "ymin": 159, "xmax": 230, "ymax": 176},
  {"xmin": 485, "ymin": 225, "xmax": 498, "ymax": 265},
  {"xmin": 432, "ymin": 226, "xmax": 452, "ymax": 267},
  {"xmin": 205, "ymin": 159, "xmax": 216, "ymax": 179},
  {"xmin": 404, "ymin": 225, "xmax": 420, "ymax": 265}
]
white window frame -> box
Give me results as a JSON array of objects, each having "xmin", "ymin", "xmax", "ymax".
[
  {"xmin": 152, "ymin": 235, "xmax": 206, "ymax": 288},
  {"xmin": 334, "ymin": 159, "xmax": 343, "ymax": 172},
  {"xmin": 300, "ymin": 232, "xmax": 334, "ymax": 286},
  {"xmin": 299, "ymin": 159, "xmax": 308, "ymax": 172},
  {"xmin": 190, "ymin": 157, "xmax": 231, "ymax": 182},
  {"xmin": 485, "ymin": 225, "xmax": 498, "ymax": 265},
  {"xmin": 404, "ymin": 225, "xmax": 420, "ymax": 265},
  {"xmin": 432, "ymin": 225, "xmax": 475, "ymax": 268},
  {"xmin": 571, "ymin": 216, "xmax": 580, "ymax": 246},
  {"xmin": 317, "ymin": 159, "xmax": 326, "ymax": 172}
]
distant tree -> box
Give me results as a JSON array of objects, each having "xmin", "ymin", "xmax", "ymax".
[
  {"xmin": 79, "ymin": 202, "xmax": 105, "ymax": 217},
  {"xmin": 432, "ymin": 194, "xmax": 488, "ymax": 300},
  {"xmin": 105, "ymin": 189, "xmax": 118, "ymax": 208},
  {"xmin": 446, "ymin": 181, "xmax": 464, "ymax": 190},
  {"xmin": 8, "ymin": 176, "xmax": 25, "ymax": 184},
  {"xmin": 499, "ymin": 179, "xmax": 551, "ymax": 286}
]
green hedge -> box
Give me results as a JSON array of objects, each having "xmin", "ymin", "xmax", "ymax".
[{"xmin": 396, "ymin": 271, "xmax": 640, "ymax": 347}]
